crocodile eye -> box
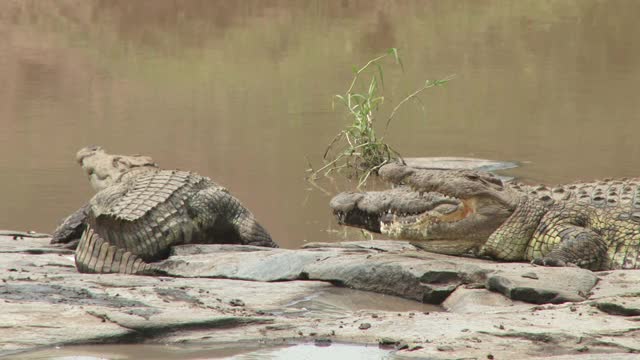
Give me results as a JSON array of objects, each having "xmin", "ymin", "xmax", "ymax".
[{"xmin": 433, "ymin": 203, "xmax": 458, "ymax": 215}]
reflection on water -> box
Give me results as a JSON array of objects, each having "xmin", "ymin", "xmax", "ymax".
[
  {"xmin": 231, "ymin": 343, "xmax": 392, "ymax": 360},
  {"xmin": 12, "ymin": 343, "xmax": 393, "ymax": 360},
  {"xmin": 1, "ymin": 1, "xmax": 640, "ymax": 248},
  {"xmin": 281, "ymin": 286, "xmax": 440, "ymax": 317},
  {"xmin": 7, "ymin": 343, "xmax": 255, "ymax": 360}
]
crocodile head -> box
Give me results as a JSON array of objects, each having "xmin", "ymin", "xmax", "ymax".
[
  {"xmin": 330, "ymin": 163, "xmax": 519, "ymax": 255},
  {"xmin": 76, "ymin": 146, "xmax": 158, "ymax": 191}
]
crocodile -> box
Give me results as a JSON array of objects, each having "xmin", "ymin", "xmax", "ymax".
[
  {"xmin": 51, "ymin": 146, "xmax": 276, "ymax": 274},
  {"xmin": 331, "ymin": 163, "xmax": 640, "ymax": 270}
]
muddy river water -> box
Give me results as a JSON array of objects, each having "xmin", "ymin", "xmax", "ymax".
[
  {"xmin": 2, "ymin": 1, "xmax": 640, "ymax": 248},
  {"xmin": 1, "ymin": 1, "xmax": 640, "ymax": 358}
]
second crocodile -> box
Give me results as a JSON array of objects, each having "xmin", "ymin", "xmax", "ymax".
[
  {"xmin": 331, "ymin": 163, "xmax": 640, "ymax": 270},
  {"xmin": 52, "ymin": 146, "xmax": 277, "ymax": 274}
]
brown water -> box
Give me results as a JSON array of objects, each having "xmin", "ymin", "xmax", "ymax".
[
  {"xmin": 10, "ymin": 342, "xmax": 394, "ymax": 360},
  {"xmin": 1, "ymin": 1, "xmax": 640, "ymax": 249}
]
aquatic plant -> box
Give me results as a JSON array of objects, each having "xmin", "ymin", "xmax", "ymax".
[{"xmin": 308, "ymin": 48, "xmax": 453, "ymax": 188}]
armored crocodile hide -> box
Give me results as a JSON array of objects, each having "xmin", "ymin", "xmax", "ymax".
[
  {"xmin": 75, "ymin": 169, "xmax": 222, "ymax": 274},
  {"xmin": 333, "ymin": 168, "xmax": 640, "ymax": 270},
  {"xmin": 511, "ymin": 179, "xmax": 640, "ymax": 269}
]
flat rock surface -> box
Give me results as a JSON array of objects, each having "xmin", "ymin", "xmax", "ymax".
[
  {"xmin": 403, "ymin": 157, "xmax": 519, "ymax": 172},
  {"xmin": 2, "ymin": 234, "xmax": 640, "ymax": 359},
  {"xmin": 403, "ymin": 156, "xmax": 518, "ymax": 182},
  {"xmin": 486, "ymin": 265, "xmax": 598, "ymax": 304}
]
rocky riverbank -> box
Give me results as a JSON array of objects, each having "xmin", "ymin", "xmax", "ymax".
[{"xmin": 1, "ymin": 234, "xmax": 639, "ymax": 359}]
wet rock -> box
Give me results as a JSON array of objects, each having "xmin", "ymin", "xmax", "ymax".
[
  {"xmin": 157, "ymin": 247, "xmax": 345, "ymax": 281},
  {"xmin": 153, "ymin": 288, "xmax": 201, "ymax": 306},
  {"xmin": 436, "ymin": 345, "xmax": 454, "ymax": 351},
  {"xmin": 3, "ymin": 235, "xmax": 640, "ymax": 359},
  {"xmin": 0, "ymin": 283, "xmax": 146, "ymax": 308},
  {"xmin": 403, "ymin": 157, "xmax": 518, "ymax": 182},
  {"xmin": 593, "ymin": 299, "xmax": 640, "ymax": 316},
  {"xmin": 303, "ymin": 240, "xmax": 417, "ymax": 252},
  {"xmin": 0, "ymin": 302, "xmax": 133, "ymax": 355},
  {"xmin": 0, "ymin": 230, "xmax": 51, "ymax": 239},
  {"xmin": 170, "ymin": 244, "xmax": 273, "ymax": 256},
  {"xmin": 528, "ymin": 355, "xmax": 640, "ymax": 360},
  {"xmin": 590, "ymin": 271, "xmax": 640, "ymax": 299},
  {"xmin": 378, "ymin": 337, "xmax": 400, "ymax": 346},
  {"xmin": 161, "ymin": 243, "xmax": 489, "ymax": 304},
  {"xmin": 403, "ymin": 157, "xmax": 518, "ymax": 172},
  {"xmin": 442, "ymin": 287, "xmax": 529, "ymax": 313},
  {"xmin": 486, "ymin": 266, "xmax": 597, "ymax": 304},
  {"xmin": 314, "ymin": 338, "xmax": 332, "ymax": 346},
  {"xmin": 229, "ymin": 299, "xmax": 246, "ymax": 307},
  {"xmin": 302, "ymin": 252, "xmax": 488, "ymax": 304}
]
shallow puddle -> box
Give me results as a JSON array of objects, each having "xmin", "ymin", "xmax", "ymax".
[
  {"xmin": 10, "ymin": 342, "xmax": 394, "ymax": 360},
  {"xmin": 231, "ymin": 343, "xmax": 393, "ymax": 360},
  {"xmin": 281, "ymin": 286, "xmax": 440, "ymax": 317}
]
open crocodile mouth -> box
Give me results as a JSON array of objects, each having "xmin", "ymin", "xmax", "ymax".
[
  {"xmin": 375, "ymin": 198, "xmax": 491, "ymax": 256},
  {"xmin": 332, "ymin": 192, "xmax": 468, "ymax": 235},
  {"xmin": 376, "ymin": 197, "xmax": 478, "ymax": 242},
  {"xmin": 380, "ymin": 211, "xmax": 423, "ymax": 225},
  {"xmin": 384, "ymin": 198, "xmax": 469, "ymax": 223},
  {"xmin": 333, "ymin": 207, "xmax": 384, "ymax": 233}
]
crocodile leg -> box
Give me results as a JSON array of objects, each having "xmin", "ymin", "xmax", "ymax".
[
  {"xmin": 50, "ymin": 203, "xmax": 91, "ymax": 248},
  {"xmin": 527, "ymin": 222, "xmax": 609, "ymax": 271},
  {"xmin": 188, "ymin": 187, "xmax": 276, "ymax": 248},
  {"xmin": 480, "ymin": 199, "xmax": 548, "ymax": 261},
  {"xmin": 75, "ymin": 225, "xmax": 162, "ymax": 275}
]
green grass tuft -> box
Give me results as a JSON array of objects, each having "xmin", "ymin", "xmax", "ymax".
[{"xmin": 307, "ymin": 48, "xmax": 453, "ymax": 188}]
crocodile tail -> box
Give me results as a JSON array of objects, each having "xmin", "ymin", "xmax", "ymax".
[
  {"xmin": 50, "ymin": 203, "xmax": 91, "ymax": 246},
  {"xmin": 75, "ymin": 225, "xmax": 162, "ymax": 275},
  {"xmin": 238, "ymin": 217, "xmax": 277, "ymax": 248}
]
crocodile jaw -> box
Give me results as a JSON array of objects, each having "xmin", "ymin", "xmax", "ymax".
[
  {"xmin": 378, "ymin": 198, "xmax": 482, "ymax": 255},
  {"xmin": 378, "ymin": 197, "xmax": 511, "ymax": 255}
]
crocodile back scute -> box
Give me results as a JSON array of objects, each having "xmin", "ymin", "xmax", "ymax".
[
  {"xmin": 109, "ymin": 170, "xmax": 198, "ymax": 221},
  {"xmin": 512, "ymin": 178, "xmax": 640, "ymax": 210},
  {"xmin": 87, "ymin": 169, "xmax": 223, "ymax": 261},
  {"xmin": 515, "ymin": 178, "xmax": 640, "ymax": 269}
]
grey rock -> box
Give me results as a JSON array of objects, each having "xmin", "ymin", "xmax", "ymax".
[
  {"xmin": 590, "ymin": 271, "xmax": 640, "ymax": 299},
  {"xmin": 442, "ymin": 287, "xmax": 529, "ymax": 313},
  {"xmin": 593, "ymin": 298, "xmax": 640, "ymax": 316},
  {"xmin": 170, "ymin": 244, "xmax": 273, "ymax": 256},
  {"xmin": 157, "ymin": 248, "xmax": 346, "ymax": 281},
  {"xmin": 403, "ymin": 157, "xmax": 518, "ymax": 173},
  {"xmin": 302, "ymin": 240, "xmax": 418, "ymax": 252},
  {"xmin": 3, "ymin": 234, "xmax": 640, "ymax": 359},
  {"xmin": 486, "ymin": 266, "xmax": 598, "ymax": 304},
  {"xmin": 301, "ymin": 253, "xmax": 486, "ymax": 304}
]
